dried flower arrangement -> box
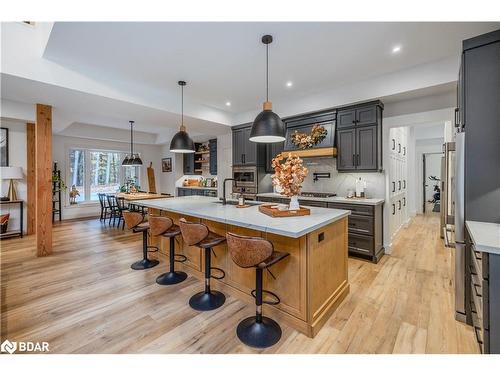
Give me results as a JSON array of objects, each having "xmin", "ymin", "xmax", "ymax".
[
  {"xmin": 271, "ymin": 153, "xmax": 308, "ymax": 197},
  {"xmin": 290, "ymin": 124, "xmax": 328, "ymax": 150}
]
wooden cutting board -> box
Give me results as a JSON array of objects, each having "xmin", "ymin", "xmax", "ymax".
[{"xmin": 147, "ymin": 162, "xmax": 157, "ymax": 193}]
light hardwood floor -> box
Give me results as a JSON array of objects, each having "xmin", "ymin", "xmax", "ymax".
[{"xmin": 0, "ymin": 213, "xmax": 479, "ymax": 353}]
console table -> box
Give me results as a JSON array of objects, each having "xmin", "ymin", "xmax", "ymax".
[{"xmin": 0, "ymin": 200, "xmax": 24, "ymax": 239}]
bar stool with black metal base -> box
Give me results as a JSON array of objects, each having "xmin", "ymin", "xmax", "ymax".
[
  {"xmin": 149, "ymin": 215, "xmax": 187, "ymax": 285},
  {"xmin": 226, "ymin": 232, "xmax": 290, "ymax": 348},
  {"xmin": 123, "ymin": 211, "xmax": 159, "ymax": 270},
  {"xmin": 179, "ymin": 218, "xmax": 226, "ymax": 311}
]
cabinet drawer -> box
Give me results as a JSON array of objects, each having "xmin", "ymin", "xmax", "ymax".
[
  {"xmin": 470, "ymin": 245, "xmax": 484, "ymax": 280},
  {"xmin": 298, "ymin": 200, "xmax": 328, "ymax": 208},
  {"xmin": 348, "ymin": 214, "xmax": 374, "ymax": 235},
  {"xmin": 470, "ymin": 298, "xmax": 484, "ymax": 353},
  {"xmin": 348, "ymin": 233, "xmax": 374, "ymax": 255},
  {"xmin": 327, "ymin": 202, "xmax": 374, "ymax": 216}
]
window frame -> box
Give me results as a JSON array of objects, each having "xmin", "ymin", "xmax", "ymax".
[{"xmin": 66, "ymin": 146, "xmax": 141, "ymax": 205}]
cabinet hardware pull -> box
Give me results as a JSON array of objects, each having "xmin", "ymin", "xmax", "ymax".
[
  {"xmin": 392, "ymin": 139, "xmax": 395, "ymax": 150},
  {"xmin": 398, "ymin": 181, "xmax": 401, "ymax": 190},
  {"xmin": 356, "ymin": 154, "xmax": 360, "ymax": 166},
  {"xmin": 403, "ymin": 197, "xmax": 406, "ymax": 206},
  {"xmin": 403, "ymin": 180, "xmax": 406, "ymax": 189},
  {"xmin": 392, "ymin": 182, "xmax": 395, "ymax": 192},
  {"xmin": 398, "ymin": 200, "xmax": 401, "ymax": 210},
  {"xmin": 403, "ymin": 146, "xmax": 406, "ymax": 156},
  {"xmin": 398, "ymin": 143, "xmax": 401, "ymax": 153},
  {"xmin": 454, "ymin": 108, "xmax": 459, "ymax": 127},
  {"xmin": 392, "ymin": 204, "xmax": 395, "ymax": 215}
]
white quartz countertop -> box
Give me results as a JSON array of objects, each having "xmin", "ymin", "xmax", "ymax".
[
  {"xmin": 466, "ymin": 220, "xmax": 500, "ymax": 255},
  {"xmin": 133, "ymin": 196, "xmax": 350, "ymax": 238},
  {"xmin": 256, "ymin": 192, "xmax": 384, "ymax": 206}
]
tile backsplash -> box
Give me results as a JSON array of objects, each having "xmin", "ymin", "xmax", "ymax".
[{"xmin": 273, "ymin": 157, "xmax": 385, "ymax": 198}]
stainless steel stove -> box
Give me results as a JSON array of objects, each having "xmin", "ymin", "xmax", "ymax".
[{"xmin": 299, "ymin": 192, "xmax": 337, "ymax": 198}]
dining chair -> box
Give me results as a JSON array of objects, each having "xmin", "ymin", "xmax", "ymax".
[
  {"xmin": 97, "ymin": 193, "xmax": 110, "ymax": 222},
  {"xmin": 106, "ymin": 194, "xmax": 121, "ymax": 227}
]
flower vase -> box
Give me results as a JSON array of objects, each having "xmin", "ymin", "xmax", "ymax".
[{"xmin": 289, "ymin": 195, "xmax": 300, "ymax": 210}]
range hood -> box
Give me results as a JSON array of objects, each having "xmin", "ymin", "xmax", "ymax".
[{"xmin": 278, "ymin": 147, "xmax": 337, "ymax": 158}]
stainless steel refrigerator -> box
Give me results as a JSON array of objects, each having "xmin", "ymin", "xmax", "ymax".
[{"xmin": 454, "ymin": 131, "xmax": 466, "ymax": 322}]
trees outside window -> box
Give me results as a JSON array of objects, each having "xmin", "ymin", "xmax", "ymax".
[{"xmin": 68, "ymin": 148, "xmax": 140, "ymax": 203}]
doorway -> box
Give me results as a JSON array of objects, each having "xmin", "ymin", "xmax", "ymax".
[{"xmin": 422, "ymin": 152, "xmax": 443, "ymax": 214}]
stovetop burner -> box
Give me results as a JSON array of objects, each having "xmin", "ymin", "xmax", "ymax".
[{"xmin": 299, "ymin": 192, "xmax": 337, "ymax": 198}]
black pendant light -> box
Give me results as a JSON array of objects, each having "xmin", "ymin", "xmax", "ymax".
[
  {"xmin": 170, "ymin": 81, "xmax": 195, "ymax": 153},
  {"xmin": 122, "ymin": 120, "xmax": 143, "ymax": 166},
  {"xmin": 249, "ymin": 34, "xmax": 285, "ymax": 143}
]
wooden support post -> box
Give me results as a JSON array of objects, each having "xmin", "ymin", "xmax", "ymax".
[
  {"xmin": 26, "ymin": 122, "xmax": 36, "ymax": 235},
  {"xmin": 35, "ymin": 104, "xmax": 52, "ymax": 256}
]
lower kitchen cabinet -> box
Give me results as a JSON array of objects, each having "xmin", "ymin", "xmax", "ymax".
[
  {"xmin": 257, "ymin": 195, "xmax": 384, "ymax": 263},
  {"xmin": 177, "ymin": 187, "xmax": 217, "ymax": 197},
  {"xmin": 466, "ymin": 226, "xmax": 500, "ymax": 354},
  {"xmin": 327, "ymin": 202, "xmax": 384, "ymax": 263}
]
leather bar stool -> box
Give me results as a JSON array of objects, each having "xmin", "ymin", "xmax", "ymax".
[
  {"xmin": 226, "ymin": 232, "xmax": 290, "ymax": 348},
  {"xmin": 179, "ymin": 218, "xmax": 226, "ymax": 311},
  {"xmin": 149, "ymin": 216, "xmax": 188, "ymax": 285},
  {"xmin": 122, "ymin": 212, "xmax": 159, "ymax": 270}
]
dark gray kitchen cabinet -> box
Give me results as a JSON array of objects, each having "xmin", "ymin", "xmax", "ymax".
[
  {"xmin": 232, "ymin": 125, "xmax": 256, "ymax": 165},
  {"xmin": 356, "ymin": 125, "xmax": 377, "ymax": 170},
  {"xmin": 232, "ymin": 128, "xmax": 245, "ymax": 165},
  {"xmin": 328, "ymin": 201, "xmax": 384, "ymax": 263},
  {"xmin": 183, "ymin": 153, "xmax": 195, "ymax": 174},
  {"xmin": 337, "ymin": 105, "xmax": 377, "ymax": 129},
  {"xmin": 265, "ymin": 141, "xmax": 284, "ymax": 173},
  {"xmin": 337, "ymin": 109, "xmax": 356, "ymax": 129},
  {"xmin": 356, "ymin": 106, "xmax": 378, "ymax": 126},
  {"xmin": 337, "ymin": 128, "xmax": 356, "ymax": 171},
  {"xmin": 336, "ymin": 101, "xmax": 383, "ymax": 172},
  {"xmin": 209, "ymin": 138, "xmax": 217, "ymax": 175},
  {"xmin": 243, "ymin": 127, "xmax": 257, "ymax": 165},
  {"xmin": 232, "ymin": 124, "xmax": 266, "ymax": 166}
]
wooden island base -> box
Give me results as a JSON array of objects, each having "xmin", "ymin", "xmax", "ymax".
[{"xmin": 149, "ymin": 208, "xmax": 349, "ymax": 337}]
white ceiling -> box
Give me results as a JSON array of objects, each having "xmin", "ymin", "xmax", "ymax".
[{"xmin": 43, "ymin": 22, "xmax": 499, "ymax": 114}]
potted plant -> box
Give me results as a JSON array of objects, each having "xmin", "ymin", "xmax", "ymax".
[{"xmin": 271, "ymin": 153, "xmax": 308, "ymax": 210}]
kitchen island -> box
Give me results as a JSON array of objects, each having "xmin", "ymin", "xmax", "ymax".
[{"xmin": 133, "ymin": 196, "xmax": 350, "ymax": 337}]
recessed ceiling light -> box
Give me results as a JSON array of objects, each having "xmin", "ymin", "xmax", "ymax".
[
  {"xmin": 392, "ymin": 45, "xmax": 402, "ymax": 54},
  {"xmin": 225, "ymin": 101, "xmax": 231, "ymax": 106},
  {"xmin": 286, "ymin": 81, "xmax": 293, "ymax": 87}
]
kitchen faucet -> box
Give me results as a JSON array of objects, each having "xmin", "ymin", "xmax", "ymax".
[{"xmin": 222, "ymin": 178, "xmax": 235, "ymax": 205}]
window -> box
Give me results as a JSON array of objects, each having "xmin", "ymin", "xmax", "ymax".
[
  {"xmin": 68, "ymin": 148, "xmax": 140, "ymax": 203},
  {"xmin": 69, "ymin": 149, "xmax": 85, "ymax": 203}
]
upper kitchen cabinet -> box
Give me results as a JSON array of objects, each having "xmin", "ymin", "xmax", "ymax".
[
  {"xmin": 337, "ymin": 104, "xmax": 378, "ymax": 129},
  {"xmin": 336, "ymin": 101, "xmax": 383, "ymax": 172},
  {"xmin": 232, "ymin": 123, "xmax": 265, "ymax": 166},
  {"xmin": 209, "ymin": 138, "xmax": 217, "ymax": 175},
  {"xmin": 283, "ymin": 110, "xmax": 336, "ymax": 152}
]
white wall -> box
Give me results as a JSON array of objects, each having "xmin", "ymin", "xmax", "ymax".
[
  {"xmin": 299, "ymin": 158, "xmax": 385, "ymax": 198},
  {"xmin": 52, "ymin": 134, "xmax": 164, "ymax": 220},
  {"xmin": 159, "ymin": 145, "xmax": 183, "ymax": 196},
  {"xmin": 0, "ymin": 119, "xmax": 27, "ymax": 233}
]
